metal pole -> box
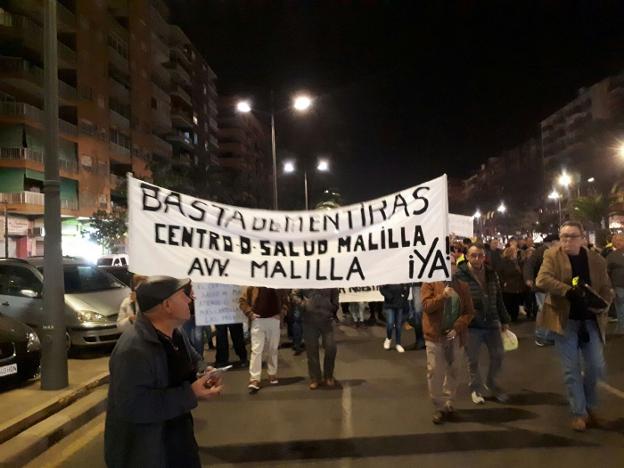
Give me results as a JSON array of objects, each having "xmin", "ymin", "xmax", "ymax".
[
  {"xmin": 41, "ymin": 0, "xmax": 68, "ymax": 390},
  {"xmin": 3, "ymin": 201, "xmax": 7, "ymax": 258},
  {"xmin": 304, "ymin": 170, "xmax": 309, "ymax": 210},
  {"xmin": 558, "ymin": 199, "xmax": 562, "ymax": 225},
  {"xmin": 270, "ymin": 92, "xmax": 278, "ymax": 210}
]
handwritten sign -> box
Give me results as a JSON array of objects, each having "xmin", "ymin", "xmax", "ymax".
[{"xmin": 194, "ymin": 283, "xmax": 245, "ymax": 326}]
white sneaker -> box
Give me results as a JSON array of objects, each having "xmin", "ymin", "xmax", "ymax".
[
  {"xmin": 471, "ymin": 391, "xmax": 485, "ymax": 405},
  {"xmin": 383, "ymin": 338, "xmax": 391, "ymax": 350},
  {"xmin": 395, "ymin": 344, "xmax": 405, "ymax": 353}
]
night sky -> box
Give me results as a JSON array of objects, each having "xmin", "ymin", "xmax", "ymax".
[{"xmin": 171, "ymin": 0, "xmax": 624, "ymax": 206}]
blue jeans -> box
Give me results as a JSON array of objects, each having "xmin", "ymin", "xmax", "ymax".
[
  {"xmin": 534, "ymin": 292, "xmax": 555, "ymax": 343},
  {"xmin": 408, "ymin": 299, "xmax": 425, "ymax": 348},
  {"xmin": 466, "ymin": 327, "xmax": 504, "ymax": 393},
  {"xmin": 554, "ymin": 319, "xmax": 605, "ymax": 417},
  {"xmin": 384, "ymin": 307, "xmax": 404, "ymax": 344},
  {"xmin": 614, "ymin": 287, "xmax": 624, "ymax": 333}
]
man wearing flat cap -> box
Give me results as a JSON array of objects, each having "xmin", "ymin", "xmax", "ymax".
[{"xmin": 105, "ymin": 276, "xmax": 223, "ymax": 468}]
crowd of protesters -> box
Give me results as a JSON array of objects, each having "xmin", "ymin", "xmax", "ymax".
[{"xmin": 106, "ymin": 220, "xmax": 623, "ymax": 466}]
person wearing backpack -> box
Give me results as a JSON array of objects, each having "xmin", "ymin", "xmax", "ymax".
[
  {"xmin": 292, "ymin": 288, "xmax": 340, "ymax": 389},
  {"xmin": 421, "ymin": 258, "xmax": 475, "ymax": 424}
]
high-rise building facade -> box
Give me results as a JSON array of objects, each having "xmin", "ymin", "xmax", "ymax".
[{"xmin": 0, "ymin": 0, "xmax": 219, "ymax": 257}]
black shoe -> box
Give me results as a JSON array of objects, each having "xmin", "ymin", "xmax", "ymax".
[
  {"xmin": 233, "ymin": 360, "xmax": 248, "ymax": 368},
  {"xmin": 213, "ymin": 362, "xmax": 229, "ymax": 368},
  {"xmin": 432, "ymin": 411, "xmax": 445, "ymax": 424},
  {"xmin": 293, "ymin": 348, "xmax": 304, "ymax": 356}
]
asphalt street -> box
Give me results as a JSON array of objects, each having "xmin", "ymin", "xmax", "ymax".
[{"xmin": 30, "ymin": 319, "xmax": 624, "ymax": 468}]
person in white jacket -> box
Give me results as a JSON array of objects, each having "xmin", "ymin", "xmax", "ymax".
[{"xmin": 117, "ymin": 274, "xmax": 147, "ymax": 332}]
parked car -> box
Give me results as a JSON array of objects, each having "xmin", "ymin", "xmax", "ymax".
[
  {"xmin": 96, "ymin": 254, "xmax": 129, "ymax": 267},
  {"xmin": 97, "ymin": 265, "xmax": 133, "ymax": 288},
  {"xmin": 0, "ymin": 312, "xmax": 41, "ymax": 388},
  {"xmin": 0, "ymin": 257, "xmax": 130, "ymax": 349}
]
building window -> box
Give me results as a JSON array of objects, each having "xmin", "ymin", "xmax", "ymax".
[
  {"xmin": 193, "ymin": 114, "xmax": 198, "ymax": 125},
  {"xmin": 203, "ymin": 85, "xmax": 207, "ymax": 95},
  {"xmin": 204, "ymin": 142, "xmax": 208, "ymax": 151}
]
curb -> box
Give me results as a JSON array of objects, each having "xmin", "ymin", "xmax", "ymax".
[
  {"xmin": 0, "ymin": 387, "xmax": 108, "ymax": 467},
  {"xmin": 0, "ymin": 371, "xmax": 109, "ymax": 446}
]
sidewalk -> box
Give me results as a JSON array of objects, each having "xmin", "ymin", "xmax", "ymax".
[{"xmin": 0, "ymin": 355, "xmax": 110, "ymax": 465}]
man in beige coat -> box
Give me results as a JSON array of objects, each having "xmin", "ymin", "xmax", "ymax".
[{"xmin": 536, "ymin": 221, "xmax": 613, "ymax": 432}]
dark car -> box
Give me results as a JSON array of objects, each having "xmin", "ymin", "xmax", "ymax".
[
  {"xmin": 97, "ymin": 265, "xmax": 133, "ymax": 288},
  {"xmin": 0, "ymin": 312, "xmax": 41, "ymax": 388}
]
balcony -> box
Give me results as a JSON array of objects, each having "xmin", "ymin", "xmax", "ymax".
[
  {"xmin": 166, "ymin": 132, "xmax": 193, "ymax": 150},
  {"xmin": 209, "ymin": 117, "xmax": 218, "ymax": 131},
  {"xmin": 151, "ymin": 134, "xmax": 172, "ymax": 158},
  {"xmin": 171, "ymin": 45, "xmax": 192, "ymax": 69},
  {"xmin": 209, "ymin": 135, "xmax": 219, "ymax": 148},
  {"xmin": 0, "ymin": 147, "xmax": 78, "ymax": 175},
  {"xmin": 0, "ymin": 12, "xmax": 76, "ymax": 68},
  {"xmin": 109, "ymin": 141, "xmax": 131, "ymax": 164},
  {"xmin": 108, "ymin": 45, "xmax": 129, "ymax": 74},
  {"xmin": 151, "ymin": 63, "xmax": 170, "ymax": 94},
  {"xmin": 108, "ymin": 77, "xmax": 130, "ymax": 102},
  {"xmin": 171, "ymin": 107, "xmax": 193, "ymax": 129},
  {"xmin": 151, "ymin": 33, "xmax": 169, "ymax": 66},
  {"xmin": 0, "ymin": 57, "xmax": 77, "ymax": 104},
  {"xmin": 169, "ymin": 62, "xmax": 191, "ymax": 86},
  {"xmin": 0, "ymin": 102, "xmax": 77, "ymax": 138},
  {"xmin": 4, "ymin": 0, "xmax": 76, "ymax": 32},
  {"xmin": 110, "ymin": 109, "xmax": 130, "ymax": 129},
  {"xmin": 170, "ymin": 84, "xmax": 192, "ymax": 107},
  {"xmin": 150, "ymin": 3, "xmax": 170, "ymax": 36}
]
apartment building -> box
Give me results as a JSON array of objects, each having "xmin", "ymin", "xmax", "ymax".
[
  {"xmin": 0, "ymin": 0, "xmax": 219, "ymax": 257},
  {"xmin": 541, "ymin": 70, "xmax": 624, "ymax": 186}
]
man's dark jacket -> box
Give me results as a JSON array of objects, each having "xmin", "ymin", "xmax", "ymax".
[
  {"xmin": 105, "ymin": 313, "xmax": 201, "ymax": 468},
  {"xmin": 455, "ymin": 262, "xmax": 510, "ymax": 329}
]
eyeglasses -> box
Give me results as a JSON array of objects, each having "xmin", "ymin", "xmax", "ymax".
[
  {"xmin": 559, "ymin": 234, "xmax": 582, "ymax": 241},
  {"xmin": 468, "ymin": 253, "xmax": 485, "ymax": 258},
  {"xmin": 183, "ymin": 283, "xmax": 195, "ymax": 300}
]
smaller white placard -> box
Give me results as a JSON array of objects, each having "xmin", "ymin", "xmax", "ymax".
[
  {"xmin": 339, "ymin": 286, "xmax": 384, "ymax": 303},
  {"xmin": 194, "ymin": 283, "xmax": 245, "ymax": 326}
]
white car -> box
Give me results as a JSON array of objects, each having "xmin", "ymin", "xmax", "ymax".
[{"xmin": 96, "ymin": 254, "xmax": 129, "ymax": 267}]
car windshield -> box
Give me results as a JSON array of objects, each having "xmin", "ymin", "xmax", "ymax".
[
  {"xmin": 96, "ymin": 258, "xmax": 113, "ymax": 266},
  {"xmin": 62, "ymin": 265, "xmax": 126, "ymax": 293}
]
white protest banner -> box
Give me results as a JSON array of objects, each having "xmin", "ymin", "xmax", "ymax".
[
  {"xmin": 339, "ymin": 286, "xmax": 384, "ymax": 303},
  {"xmin": 193, "ymin": 283, "xmax": 245, "ymax": 326},
  {"xmin": 449, "ymin": 213, "xmax": 473, "ymax": 238},
  {"xmin": 128, "ymin": 174, "xmax": 450, "ymax": 288}
]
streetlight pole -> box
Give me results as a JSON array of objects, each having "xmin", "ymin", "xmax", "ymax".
[
  {"xmin": 304, "ymin": 170, "xmax": 309, "ymax": 211},
  {"xmin": 236, "ymin": 93, "xmax": 312, "ymax": 211},
  {"xmin": 270, "ymin": 110, "xmax": 278, "ymax": 210},
  {"xmin": 41, "ymin": 0, "xmax": 68, "ymax": 390},
  {"xmin": 2, "ymin": 200, "xmax": 7, "ymax": 258}
]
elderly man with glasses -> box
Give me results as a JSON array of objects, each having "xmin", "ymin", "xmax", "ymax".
[
  {"xmin": 105, "ymin": 276, "xmax": 223, "ymax": 467},
  {"xmin": 536, "ymin": 221, "xmax": 613, "ymax": 432}
]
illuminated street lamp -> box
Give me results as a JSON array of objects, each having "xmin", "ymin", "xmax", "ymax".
[
  {"xmin": 618, "ymin": 142, "xmax": 624, "ymax": 159},
  {"xmin": 293, "ymin": 95, "xmax": 313, "ymax": 112},
  {"xmin": 473, "ymin": 209, "xmax": 481, "ymax": 219},
  {"xmin": 548, "ymin": 189, "xmax": 562, "ymax": 224},
  {"xmin": 497, "ymin": 202, "xmax": 507, "ymax": 214},
  {"xmin": 236, "ymin": 94, "xmax": 314, "ymax": 209},
  {"xmin": 283, "ymin": 158, "xmax": 331, "ymax": 210},
  {"xmin": 587, "ymin": 177, "xmax": 595, "ymax": 183},
  {"xmin": 558, "ymin": 172, "xmax": 572, "ymax": 189}
]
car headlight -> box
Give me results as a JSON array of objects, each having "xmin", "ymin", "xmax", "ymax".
[
  {"xmin": 76, "ymin": 310, "xmax": 110, "ymax": 324},
  {"xmin": 26, "ymin": 331, "xmax": 41, "ymax": 352}
]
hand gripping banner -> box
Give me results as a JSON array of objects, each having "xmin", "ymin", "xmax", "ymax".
[{"xmin": 127, "ymin": 174, "xmax": 450, "ymax": 288}]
